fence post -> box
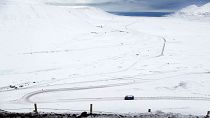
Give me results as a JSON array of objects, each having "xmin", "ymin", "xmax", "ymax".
[
  {"xmin": 207, "ymin": 111, "xmax": 210, "ymax": 117},
  {"xmin": 34, "ymin": 103, "xmax": 38, "ymax": 113},
  {"xmin": 90, "ymin": 104, "xmax": 93, "ymax": 115}
]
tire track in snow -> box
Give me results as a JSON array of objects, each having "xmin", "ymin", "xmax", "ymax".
[
  {"xmin": 156, "ymin": 37, "xmax": 167, "ymax": 57},
  {"xmin": 19, "ymin": 71, "xmax": 210, "ymax": 104},
  {"xmin": 124, "ymin": 20, "xmax": 167, "ymax": 58},
  {"xmin": 63, "ymin": 96, "xmax": 210, "ymax": 102},
  {"xmin": 0, "ymin": 75, "xmax": 144, "ymax": 93}
]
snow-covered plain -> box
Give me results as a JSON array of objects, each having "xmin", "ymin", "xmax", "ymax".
[{"xmin": 0, "ymin": 0, "xmax": 210, "ymax": 115}]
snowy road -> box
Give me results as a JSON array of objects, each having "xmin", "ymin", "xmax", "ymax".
[
  {"xmin": 1, "ymin": 0, "xmax": 210, "ymax": 115},
  {"xmin": 22, "ymin": 86, "xmax": 210, "ymax": 103}
]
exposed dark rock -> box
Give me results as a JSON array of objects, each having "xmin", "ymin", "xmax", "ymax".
[{"xmin": 0, "ymin": 110, "xmax": 204, "ymax": 118}]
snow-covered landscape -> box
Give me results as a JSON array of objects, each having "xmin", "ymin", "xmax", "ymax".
[
  {"xmin": 173, "ymin": 2, "xmax": 210, "ymax": 18},
  {"xmin": 0, "ymin": 0, "xmax": 210, "ymax": 116}
]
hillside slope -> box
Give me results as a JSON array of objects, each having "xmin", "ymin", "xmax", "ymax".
[{"xmin": 174, "ymin": 3, "xmax": 210, "ymax": 17}]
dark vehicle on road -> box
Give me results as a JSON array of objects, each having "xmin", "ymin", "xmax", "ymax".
[{"xmin": 124, "ymin": 95, "xmax": 134, "ymax": 100}]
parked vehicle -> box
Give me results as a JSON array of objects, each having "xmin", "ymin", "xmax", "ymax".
[{"xmin": 124, "ymin": 95, "xmax": 134, "ymax": 100}]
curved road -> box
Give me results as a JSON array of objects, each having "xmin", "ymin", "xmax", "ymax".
[
  {"xmin": 21, "ymin": 82, "xmax": 135, "ymax": 103},
  {"xmin": 21, "ymin": 82, "xmax": 210, "ymax": 103}
]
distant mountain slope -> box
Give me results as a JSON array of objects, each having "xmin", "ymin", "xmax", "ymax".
[{"xmin": 173, "ymin": 2, "xmax": 210, "ymax": 17}]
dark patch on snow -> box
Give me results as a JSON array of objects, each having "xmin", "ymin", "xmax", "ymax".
[{"xmin": 0, "ymin": 109, "xmax": 205, "ymax": 118}]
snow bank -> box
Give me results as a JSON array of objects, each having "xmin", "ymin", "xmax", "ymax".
[
  {"xmin": 69, "ymin": 6, "xmax": 113, "ymax": 19},
  {"xmin": 43, "ymin": 0, "xmax": 113, "ymax": 19},
  {"xmin": 173, "ymin": 2, "xmax": 210, "ymax": 18},
  {"xmin": 0, "ymin": 0, "xmax": 112, "ymax": 20}
]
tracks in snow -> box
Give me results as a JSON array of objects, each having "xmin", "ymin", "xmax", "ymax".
[
  {"xmin": 20, "ymin": 73, "xmax": 210, "ymax": 104},
  {"xmin": 23, "ymin": 95, "xmax": 210, "ymax": 103},
  {"xmin": 58, "ymin": 96, "xmax": 210, "ymax": 102},
  {"xmin": 21, "ymin": 81, "xmax": 135, "ymax": 103},
  {"xmin": 156, "ymin": 37, "xmax": 167, "ymax": 57}
]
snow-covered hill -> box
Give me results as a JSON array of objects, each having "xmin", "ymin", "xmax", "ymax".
[
  {"xmin": 0, "ymin": 0, "xmax": 210, "ymax": 116},
  {"xmin": 174, "ymin": 3, "xmax": 210, "ymax": 18}
]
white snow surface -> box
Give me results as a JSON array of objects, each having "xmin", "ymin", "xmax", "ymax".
[
  {"xmin": 174, "ymin": 2, "xmax": 210, "ymax": 18},
  {"xmin": 0, "ymin": 0, "xmax": 210, "ymax": 115}
]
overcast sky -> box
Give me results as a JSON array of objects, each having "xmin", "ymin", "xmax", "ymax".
[{"xmin": 54, "ymin": 0, "xmax": 210, "ymax": 12}]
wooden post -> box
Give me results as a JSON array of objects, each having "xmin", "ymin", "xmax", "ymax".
[
  {"xmin": 207, "ymin": 111, "xmax": 210, "ymax": 117},
  {"xmin": 90, "ymin": 104, "xmax": 93, "ymax": 115},
  {"xmin": 34, "ymin": 103, "xmax": 38, "ymax": 113},
  {"xmin": 148, "ymin": 109, "xmax": 151, "ymax": 113}
]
